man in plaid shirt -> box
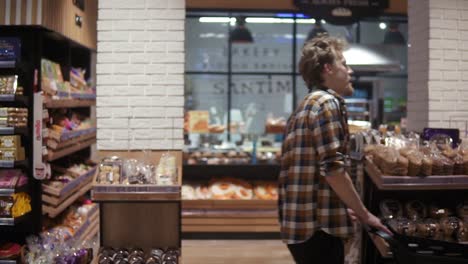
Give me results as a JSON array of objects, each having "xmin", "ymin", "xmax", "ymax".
[{"xmin": 278, "ymin": 35, "xmax": 391, "ymax": 264}]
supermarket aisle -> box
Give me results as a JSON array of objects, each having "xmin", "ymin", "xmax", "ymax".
[{"xmin": 182, "ymin": 239, "xmax": 294, "ymax": 264}]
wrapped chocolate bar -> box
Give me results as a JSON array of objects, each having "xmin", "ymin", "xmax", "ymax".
[
  {"xmin": 0, "ymin": 75, "xmax": 18, "ymax": 94},
  {"xmin": 0, "ymin": 135, "xmax": 21, "ymax": 149},
  {"xmin": 0, "ymin": 147, "xmax": 25, "ymax": 161}
]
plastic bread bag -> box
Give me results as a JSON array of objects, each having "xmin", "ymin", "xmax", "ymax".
[
  {"xmin": 382, "ymin": 137, "xmax": 408, "ymax": 176},
  {"xmin": 156, "ymin": 152, "xmax": 177, "ymax": 185},
  {"xmin": 399, "ymin": 147, "xmax": 423, "ymax": 176}
]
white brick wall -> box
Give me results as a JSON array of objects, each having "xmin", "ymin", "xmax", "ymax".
[
  {"xmin": 408, "ymin": 0, "xmax": 468, "ymax": 134},
  {"xmin": 97, "ymin": 0, "xmax": 185, "ymax": 150}
]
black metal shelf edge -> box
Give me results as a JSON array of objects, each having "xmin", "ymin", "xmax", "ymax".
[
  {"xmin": 0, "ymin": 60, "xmax": 16, "ymax": 68},
  {"xmin": 183, "ymin": 164, "xmax": 281, "ymax": 178},
  {"xmin": 0, "ymin": 259, "xmax": 18, "ymax": 264},
  {"xmin": 0, "ymin": 184, "xmax": 28, "ymax": 195},
  {"xmin": 0, "ymin": 95, "xmax": 28, "ymax": 106},
  {"xmin": 0, "ymin": 127, "xmax": 28, "ymax": 135},
  {"xmin": 0, "ymin": 160, "xmax": 28, "ymax": 169},
  {"xmin": 0, "ymin": 212, "xmax": 30, "ymax": 226}
]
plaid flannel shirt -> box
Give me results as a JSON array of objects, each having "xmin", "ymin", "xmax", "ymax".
[{"xmin": 278, "ymin": 88, "xmax": 353, "ymax": 244}]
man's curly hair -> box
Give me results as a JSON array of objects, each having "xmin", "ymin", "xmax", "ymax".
[{"xmin": 299, "ymin": 34, "xmax": 347, "ymax": 90}]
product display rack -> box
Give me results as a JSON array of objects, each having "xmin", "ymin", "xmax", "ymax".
[
  {"xmin": 361, "ymin": 157, "xmax": 468, "ymax": 264},
  {"xmin": 182, "ymin": 163, "xmax": 281, "ymax": 238},
  {"xmin": 0, "ymin": 27, "xmax": 42, "ymax": 246},
  {"xmin": 0, "ymin": 26, "xmax": 97, "ymax": 262},
  {"xmin": 91, "ymin": 151, "xmax": 183, "ymax": 262}
]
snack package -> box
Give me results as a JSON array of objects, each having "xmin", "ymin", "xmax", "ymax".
[{"xmin": 156, "ymin": 152, "xmax": 177, "ymax": 185}]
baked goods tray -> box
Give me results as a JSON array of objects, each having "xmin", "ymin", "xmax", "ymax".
[
  {"xmin": 365, "ymin": 157, "xmax": 468, "ymax": 190},
  {"xmin": 182, "ymin": 199, "xmax": 276, "ymax": 210},
  {"xmin": 42, "ymin": 166, "xmax": 97, "ymax": 198},
  {"xmin": 91, "ymin": 184, "xmax": 180, "ymax": 201},
  {"xmin": 48, "ymin": 127, "xmax": 96, "ymax": 142}
]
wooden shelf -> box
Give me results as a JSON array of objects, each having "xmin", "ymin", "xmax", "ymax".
[
  {"xmin": 44, "ymin": 98, "xmax": 96, "ymax": 108},
  {"xmin": 183, "ymin": 164, "xmax": 280, "ymax": 179},
  {"xmin": 42, "ymin": 170, "xmax": 95, "ymax": 206},
  {"xmin": 42, "ymin": 182, "xmax": 93, "ymax": 218},
  {"xmin": 365, "ymin": 157, "xmax": 468, "ymax": 190},
  {"xmin": 47, "ymin": 130, "xmax": 96, "ymax": 150},
  {"xmin": 182, "ymin": 199, "xmax": 277, "ymax": 210},
  {"xmin": 46, "ymin": 137, "xmax": 96, "ymax": 161},
  {"xmin": 91, "ymin": 185, "xmax": 180, "ymax": 201},
  {"xmin": 182, "ymin": 199, "xmax": 278, "ymax": 233}
]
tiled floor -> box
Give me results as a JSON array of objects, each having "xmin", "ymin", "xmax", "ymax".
[{"xmin": 182, "ymin": 239, "xmax": 295, "ymax": 264}]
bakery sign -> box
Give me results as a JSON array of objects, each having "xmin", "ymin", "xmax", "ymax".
[{"xmin": 293, "ymin": 0, "xmax": 389, "ymax": 25}]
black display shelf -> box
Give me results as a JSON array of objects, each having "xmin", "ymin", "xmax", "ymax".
[
  {"xmin": 0, "ymin": 212, "xmax": 30, "ymax": 226},
  {"xmin": 0, "ymin": 127, "xmax": 27, "ymax": 136},
  {"xmin": 0, "ymin": 259, "xmax": 18, "ymax": 264},
  {"xmin": 0, "ymin": 95, "xmax": 28, "ymax": 106},
  {"xmin": 0, "ymin": 160, "xmax": 28, "ymax": 169},
  {"xmin": 183, "ymin": 164, "xmax": 280, "ymax": 179},
  {"xmin": 0, "ymin": 184, "xmax": 28, "ymax": 196}
]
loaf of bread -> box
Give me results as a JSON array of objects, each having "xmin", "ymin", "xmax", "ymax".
[{"xmin": 399, "ymin": 148, "xmax": 423, "ymax": 176}]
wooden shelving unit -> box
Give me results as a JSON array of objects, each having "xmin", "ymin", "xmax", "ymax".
[
  {"xmin": 46, "ymin": 138, "xmax": 96, "ymax": 161},
  {"xmin": 365, "ymin": 157, "xmax": 468, "ymax": 190},
  {"xmin": 182, "ymin": 164, "xmax": 280, "ymax": 236},
  {"xmin": 362, "ymin": 156, "xmax": 468, "ymax": 264},
  {"xmin": 42, "ymin": 181, "xmax": 93, "ymax": 218},
  {"xmin": 44, "ymin": 98, "xmax": 96, "ymax": 108}
]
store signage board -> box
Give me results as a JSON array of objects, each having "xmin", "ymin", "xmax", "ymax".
[{"xmin": 293, "ymin": 0, "xmax": 389, "ymax": 25}]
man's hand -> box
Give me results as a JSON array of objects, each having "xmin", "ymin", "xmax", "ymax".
[
  {"xmin": 347, "ymin": 208, "xmax": 358, "ymax": 222},
  {"xmin": 360, "ymin": 212, "xmax": 393, "ymax": 236}
]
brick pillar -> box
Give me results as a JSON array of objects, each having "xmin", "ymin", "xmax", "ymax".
[
  {"xmin": 408, "ymin": 0, "xmax": 468, "ymax": 135},
  {"xmin": 96, "ymin": 0, "xmax": 185, "ymax": 150}
]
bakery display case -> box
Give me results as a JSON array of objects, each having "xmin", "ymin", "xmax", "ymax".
[
  {"xmin": 91, "ymin": 151, "xmax": 182, "ymax": 263},
  {"xmin": 359, "ymin": 130, "xmax": 468, "ymax": 264},
  {"xmin": 182, "ymin": 145, "xmax": 280, "ymax": 236}
]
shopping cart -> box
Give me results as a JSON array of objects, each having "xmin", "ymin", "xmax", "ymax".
[{"xmin": 370, "ymin": 225, "xmax": 468, "ymax": 264}]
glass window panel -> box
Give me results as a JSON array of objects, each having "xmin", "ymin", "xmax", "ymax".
[
  {"xmin": 185, "ymin": 74, "xmax": 228, "ymax": 123},
  {"xmin": 380, "ymin": 77, "xmax": 407, "ymax": 123},
  {"xmin": 231, "ymin": 17, "xmax": 293, "ymax": 73},
  {"xmin": 185, "ymin": 17, "xmax": 229, "ymax": 72},
  {"xmin": 360, "ymin": 21, "xmax": 408, "ymax": 45},
  {"xmin": 231, "ymin": 75, "xmax": 293, "ymax": 135},
  {"xmin": 296, "ymin": 20, "xmax": 357, "ymax": 69}
]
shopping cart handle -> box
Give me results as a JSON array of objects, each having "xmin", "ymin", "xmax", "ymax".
[{"xmin": 364, "ymin": 225, "xmax": 397, "ymax": 246}]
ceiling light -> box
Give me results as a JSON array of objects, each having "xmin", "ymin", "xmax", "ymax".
[
  {"xmin": 230, "ymin": 16, "xmax": 254, "ymax": 44},
  {"xmin": 379, "ymin": 22, "xmax": 387, "ymax": 30},
  {"xmin": 199, "ymin": 17, "xmax": 231, "ymax": 23},
  {"xmin": 383, "ymin": 22, "xmax": 406, "ymax": 45}
]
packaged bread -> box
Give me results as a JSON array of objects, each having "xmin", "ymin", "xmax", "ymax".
[
  {"xmin": 374, "ymin": 146, "xmax": 408, "ymax": 176},
  {"xmin": 399, "ymin": 148, "xmax": 423, "ymax": 176},
  {"xmin": 463, "ymin": 155, "xmax": 468, "ymax": 175},
  {"xmin": 453, "ymin": 154, "xmax": 465, "ymax": 175},
  {"xmin": 421, "ymin": 155, "xmax": 433, "ymax": 176}
]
